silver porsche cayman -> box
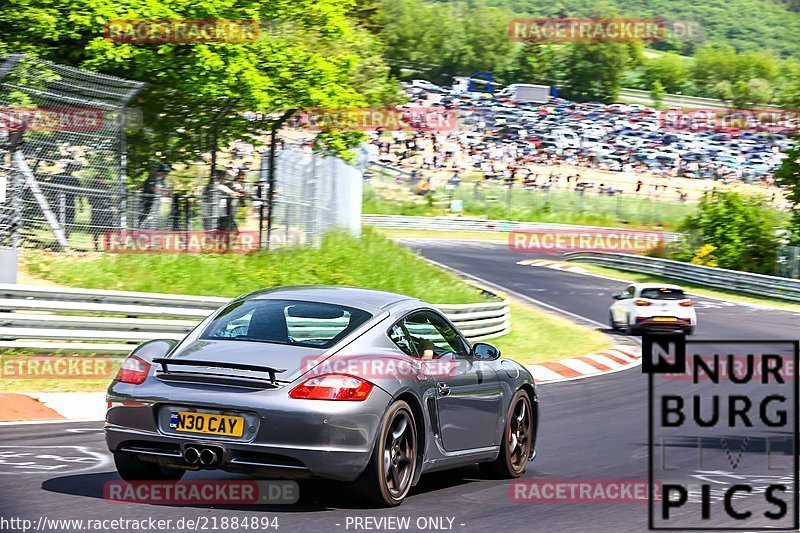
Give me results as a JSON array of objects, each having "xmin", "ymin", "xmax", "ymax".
[{"xmin": 105, "ymin": 286, "xmax": 538, "ymax": 506}]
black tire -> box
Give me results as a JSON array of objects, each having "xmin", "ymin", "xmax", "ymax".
[
  {"xmin": 685, "ymin": 326, "xmax": 695, "ymax": 335},
  {"xmin": 481, "ymin": 390, "xmax": 534, "ymax": 479},
  {"xmin": 113, "ymin": 451, "xmax": 185, "ymax": 482},
  {"xmin": 349, "ymin": 400, "xmax": 417, "ymax": 507},
  {"xmin": 623, "ymin": 315, "xmax": 636, "ymax": 335}
]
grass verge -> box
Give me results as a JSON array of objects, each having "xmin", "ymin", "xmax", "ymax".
[
  {"xmin": 375, "ymin": 228, "xmax": 509, "ymax": 241},
  {"xmin": 490, "ymin": 301, "xmax": 611, "ymax": 366},
  {"xmin": 364, "ymin": 181, "xmax": 694, "ymax": 230},
  {"xmin": 21, "ymin": 228, "xmax": 486, "ymax": 304}
]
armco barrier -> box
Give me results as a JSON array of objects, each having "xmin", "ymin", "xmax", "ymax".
[
  {"xmin": 362, "ymin": 214, "xmax": 671, "ymax": 234},
  {"xmin": 0, "ymin": 283, "xmax": 510, "ymax": 353},
  {"xmin": 565, "ymin": 251, "xmax": 800, "ymax": 302}
]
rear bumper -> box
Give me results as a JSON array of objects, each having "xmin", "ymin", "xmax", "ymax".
[
  {"xmin": 634, "ymin": 316, "xmax": 692, "ymax": 331},
  {"xmin": 105, "ymin": 385, "xmax": 392, "ymax": 482},
  {"xmin": 106, "ymin": 426, "xmax": 374, "ymax": 481}
]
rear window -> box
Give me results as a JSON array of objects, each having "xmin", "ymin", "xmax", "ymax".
[
  {"xmin": 200, "ymin": 299, "xmax": 372, "ymax": 348},
  {"xmin": 640, "ymin": 288, "xmax": 686, "ymax": 300}
]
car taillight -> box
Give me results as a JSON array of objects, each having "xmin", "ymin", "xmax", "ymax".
[
  {"xmin": 289, "ymin": 374, "xmax": 374, "ymax": 401},
  {"xmin": 634, "ymin": 300, "xmax": 651, "ymax": 306},
  {"xmin": 679, "ymin": 300, "xmax": 694, "ymax": 307},
  {"xmin": 114, "ymin": 355, "xmax": 151, "ymax": 384}
]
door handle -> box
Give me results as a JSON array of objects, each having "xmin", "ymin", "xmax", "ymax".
[{"xmin": 436, "ymin": 382, "xmax": 450, "ymax": 397}]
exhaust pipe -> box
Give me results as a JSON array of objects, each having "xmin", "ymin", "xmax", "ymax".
[
  {"xmin": 183, "ymin": 446, "xmax": 200, "ymax": 465},
  {"xmin": 199, "ymin": 448, "xmax": 219, "ymax": 466}
]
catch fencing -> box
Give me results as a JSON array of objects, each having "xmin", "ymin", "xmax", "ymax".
[
  {"xmin": 367, "ymin": 164, "xmax": 696, "ymax": 226},
  {"xmin": 565, "ymin": 251, "xmax": 800, "ymax": 302},
  {"xmin": 0, "ymin": 55, "xmax": 363, "ymax": 253},
  {"xmin": 0, "ymin": 54, "xmax": 144, "ymax": 251}
]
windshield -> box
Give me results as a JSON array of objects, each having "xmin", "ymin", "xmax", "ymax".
[
  {"xmin": 640, "ymin": 288, "xmax": 687, "ymax": 300},
  {"xmin": 200, "ymin": 299, "xmax": 372, "ymax": 348}
]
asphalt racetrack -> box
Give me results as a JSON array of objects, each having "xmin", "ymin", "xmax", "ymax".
[{"xmin": 1, "ymin": 239, "xmax": 797, "ymax": 532}]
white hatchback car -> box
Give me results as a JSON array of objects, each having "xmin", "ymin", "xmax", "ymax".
[{"xmin": 609, "ymin": 283, "xmax": 696, "ymax": 335}]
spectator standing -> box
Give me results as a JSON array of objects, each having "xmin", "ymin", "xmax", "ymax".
[
  {"xmin": 52, "ymin": 160, "xmax": 82, "ymax": 237},
  {"xmin": 88, "ymin": 176, "xmax": 113, "ymax": 250},
  {"xmin": 139, "ymin": 164, "xmax": 170, "ymax": 226}
]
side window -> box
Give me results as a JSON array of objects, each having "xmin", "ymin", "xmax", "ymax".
[
  {"xmin": 626, "ymin": 286, "xmax": 635, "ymax": 298},
  {"xmin": 388, "ymin": 324, "xmax": 416, "ymax": 356},
  {"xmin": 402, "ymin": 311, "xmax": 467, "ymax": 359}
]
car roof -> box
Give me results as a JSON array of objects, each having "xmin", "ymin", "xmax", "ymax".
[
  {"xmin": 631, "ymin": 283, "xmax": 684, "ymax": 291},
  {"xmin": 236, "ymin": 285, "xmax": 419, "ymax": 312}
]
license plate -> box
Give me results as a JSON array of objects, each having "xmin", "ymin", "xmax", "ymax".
[
  {"xmin": 170, "ymin": 412, "xmax": 245, "ymax": 437},
  {"xmin": 652, "ymin": 317, "xmax": 677, "ymax": 322}
]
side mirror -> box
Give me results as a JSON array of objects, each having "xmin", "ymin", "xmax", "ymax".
[
  {"xmin": 613, "ymin": 293, "xmax": 625, "ymax": 300},
  {"xmin": 131, "ymin": 339, "xmax": 178, "ymax": 361},
  {"xmin": 472, "ymin": 342, "xmax": 501, "ymax": 361}
]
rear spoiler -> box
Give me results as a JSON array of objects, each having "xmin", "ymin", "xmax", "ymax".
[{"xmin": 153, "ymin": 358, "xmax": 285, "ymax": 383}]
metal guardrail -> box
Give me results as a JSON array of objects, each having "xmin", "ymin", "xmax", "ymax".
[
  {"xmin": 0, "ymin": 283, "xmax": 510, "ymax": 352},
  {"xmin": 363, "ymin": 214, "xmax": 660, "ymax": 234},
  {"xmin": 565, "ymin": 251, "xmax": 800, "ymax": 302}
]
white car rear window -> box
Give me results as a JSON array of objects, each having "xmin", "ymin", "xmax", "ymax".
[{"xmin": 640, "ymin": 288, "xmax": 686, "ymax": 300}]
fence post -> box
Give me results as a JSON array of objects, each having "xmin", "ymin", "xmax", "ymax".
[
  {"xmin": 211, "ymin": 189, "xmax": 220, "ymax": 230},
  {"xmin": 0, "ymin": 162, "xmax": 19, "ymax": 283},
  {"xmin": 119, "ymin": 109, "xmax": 128, "ymax": 230}
]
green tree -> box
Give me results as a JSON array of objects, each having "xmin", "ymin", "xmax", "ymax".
[
  {"xmin": 775, "ymin": 58, "xmax": 800, "ymax": 108},
  {"xmin": 643, "ymin": 53, "xmax": 687, "ymax": 94},
  {"xmin": 505, "ymin": 42, "xmax": 563, "ymax": 85},
  {"xmin": 0, "ymin": 0, "xmax": 398, "ymax": 183},
  {"xmin": 559, "ymin": 41, "xmax": 634, "ymax": 103},
  {"xmin": 775, "ymin": 145, "xmax": 800, "ymax": 245},
  {"xmin": 677, "ymin": 191, "xmax": 781, "ymax": 274},
  {"xmin": 730, "ymin": 78, "xmax": 771, "ymax": 108},
  {"xmin": 691, "ymin": 46, "xmax": 739, "ymax": 93},
  {"xmin": 379, "ymin": 0, "xmax": 516, "ymax": 85},
  {"xmin": 713, "ymin": 80, "xmax": 734, "ymax": 108},
  {"xmin": 649, "ymin": 79, "xmax": 665, "ymax": 109}
]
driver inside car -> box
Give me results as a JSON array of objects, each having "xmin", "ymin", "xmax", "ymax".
[{"xmin": 412, "ymin": 336, "xmax": 437, "ymax": 360}]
